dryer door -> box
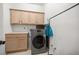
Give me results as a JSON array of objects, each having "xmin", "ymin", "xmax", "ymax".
[{"xmin": 32, "ymin": 35, "xmax": 45, "ymax": 49}]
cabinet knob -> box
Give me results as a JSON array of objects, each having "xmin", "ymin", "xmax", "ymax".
[
  {"xmin": 19, "ymin": 20, "xmax": 20, "ymax": 24},
  {"xmin": 21, "ymin": 20, "xmax": 23, "ymax": 24},
  {"xmin": 19, "ymin": 20, "xmax": 22, "ymax": 24}
]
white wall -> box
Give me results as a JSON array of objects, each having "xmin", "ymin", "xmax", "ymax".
[
  {"xmin": 45, "ymin": 3, "xmax": 79, "ymax": 55},
  {"xmin": 45, "ymin": 3, "xmax": 76, "ymax": 24},
  {"xmin": 10, "ymin": 3, "xmax": 44, "ymax": 12},
  {"xmin": 0, "ymin": 4, "xmax": 3, "ymax": 40},
  {"xmin": 0, "ymin": 4, "xmax": 5, "ymax": 55},
  {"xmin": 3, "ymin": 3, "xmax": 45, "ymax": 33}
]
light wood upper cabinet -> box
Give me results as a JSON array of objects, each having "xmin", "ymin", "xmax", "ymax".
[
  {"xmin": 29, "ymin": 12, "xmax": 37, "ymax": 24},
  {"xmin": 10, "ymin": 10, "xmax": 21, "ymax": 24},
  {"xmin": 10, "ymin": 9, "xmax": 44, "ymax": 25},
  {"xmin": 21, "ymin": 11, "xmax": 30, "ymax": 24},
  {"xmin": 29, "ymin": 12, "xmax": 44, "ymax": 25},
  {"xmin": 36, "ymin": 13, "xmax": 44, "ymax": 25}
]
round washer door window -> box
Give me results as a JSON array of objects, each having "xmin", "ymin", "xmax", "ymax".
[{"xmin": 32, "ymin": 35, "xmax": 45, "ymax": 49}]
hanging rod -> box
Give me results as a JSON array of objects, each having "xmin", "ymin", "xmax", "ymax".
[{"xmin": 48, "ymin": 3, "xmax": 79, "ymax": 21}]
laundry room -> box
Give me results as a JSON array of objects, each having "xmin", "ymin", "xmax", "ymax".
[{"xmin": 0, "ymin": 3, "xmax": 79, "ymax": 55}]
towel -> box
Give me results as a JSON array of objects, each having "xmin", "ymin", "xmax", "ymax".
[{"xmin": 45, "ymin": 24, "xmax": 53, "ymax": 38}]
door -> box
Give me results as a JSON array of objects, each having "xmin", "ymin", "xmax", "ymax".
[
  {"xmin": 21, "ymin": 11, "xmax": 30, "ymax": 24},
  {"xmin": 17, "ymin": 37, "xmax": 27, "ymax": 50},
  {"xmin": 10, "ymin": 10, "xmax": 21, "ymax": 24},
  {"xmin": 5, "ymin": 37, "xmax": 18, "ymax": 52},
  {"xmin": 29, "ymin": 12, "xmax": 37, "ymax": 24},
  {"xmin": 36, "ymin": 13, "xmax": 44, "ymax": 25}
]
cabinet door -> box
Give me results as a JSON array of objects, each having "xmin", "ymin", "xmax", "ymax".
[
  {"xmin": 5, "ymin": 37, "xmax": 18, "ymax": 52},
  {"xmin": 17, "ymin": 37, "xmax": 27, "ymax": 50},
  {"xmin": 29, "ymin": 12, "xmax": 37, "ymax": 24},
  {"xmin": 21, "ymin": 11, "xmax": 30, "ymax": 24},
  {"xmin": 36, "ymin": 13, "xmax": 44, "ymax": 25},
  {"xmin": 10, "ymin": 10, "xmax": 21, "ymax": 24}
]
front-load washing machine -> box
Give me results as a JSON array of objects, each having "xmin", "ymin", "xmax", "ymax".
[{"xmin": 30, "ymin": 29, "xmax": 48, "ymax": 55}]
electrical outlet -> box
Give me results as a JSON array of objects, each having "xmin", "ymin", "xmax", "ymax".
[
  {"xmin": 24, "ymin": 27, "xmax": 26, "ymax": 29},
  {"xmin": 54, "ymin": 47, "xmax": 56, "ymax": 50},
  {"xmin": 51, "ymin": 44, "xmax": 53, "ymax": 47}
]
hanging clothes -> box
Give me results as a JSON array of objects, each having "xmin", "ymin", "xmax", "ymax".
[{"xmin": 45, "ymin": 24, "xmax": 53, "ymax": 38}]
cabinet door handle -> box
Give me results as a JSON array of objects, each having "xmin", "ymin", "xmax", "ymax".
[
  {"xmin": 19, "ymin": 20, "xmax": 22, "ymax": 24},
  {"xmin": 19, "ymin": 20, "xmax": 20, "ymax": 24},
  {"xmin": 21, "ymin": 20, "xmax": 22, "ymax": 24}
]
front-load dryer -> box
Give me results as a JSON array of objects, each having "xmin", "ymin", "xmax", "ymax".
[{"xmin": 30, "ymin": 29, "xmax": 48, "ymax": 55}]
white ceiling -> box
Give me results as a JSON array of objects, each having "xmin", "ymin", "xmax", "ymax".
[{"xmin": 30, "ymin": 3, "xmax": 45, "ymax": 6}]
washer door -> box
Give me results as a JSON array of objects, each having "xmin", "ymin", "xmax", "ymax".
[{"xmin": 32, "ymin": 35, "xmax": 45, "ymax": 49}]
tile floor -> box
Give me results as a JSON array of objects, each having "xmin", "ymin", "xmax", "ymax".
[{"xmin": 7, "ymin": 50, "xmax": 48, "ymax": 55}]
